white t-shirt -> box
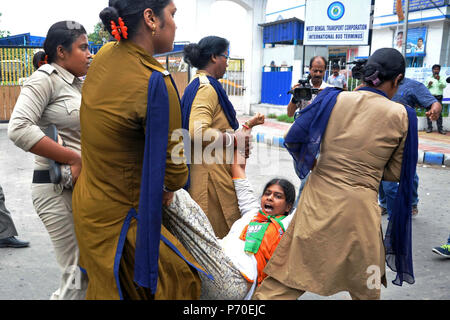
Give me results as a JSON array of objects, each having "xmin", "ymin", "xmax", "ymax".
[
  {"xmin": 218, "ymin": 178, "xmax": 294, "ymax": 299},
  {"xmin": 295, "ymin": 80, "xmax": 332, "ymax": 118},
  {"xmin": 328, "ymin": 74, "xmax": 347, "ymax": 89}
]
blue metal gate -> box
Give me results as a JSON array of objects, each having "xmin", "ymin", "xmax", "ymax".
[{"xmin": 261, "ymin": 71, "xmax": 292, "ymax": 105}]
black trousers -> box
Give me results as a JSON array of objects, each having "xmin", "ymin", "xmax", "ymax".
[{"xmin": 427, "ymin": 95, "xmax": 443, "ymax": 131}]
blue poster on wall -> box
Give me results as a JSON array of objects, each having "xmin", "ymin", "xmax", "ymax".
[
  {"xmin": 393, "ymin": 0, "xmax": 445, "ymax": 14},
  {"xmin": 405, "ymin": 26, "xmax": 427, "ymax": 57}
]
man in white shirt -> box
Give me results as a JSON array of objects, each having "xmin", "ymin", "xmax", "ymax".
[
  {"xmin": 328, "ymin": 64, "xmax": 347, "ymax": 89},
  {"xmin": 415, "ymin": 38, "xmax": 425, "ymax": 53},
  {"xmin": 287, "ymin": 56, "xmax": 332, "ymax": 119},
  {"xmin": 394, "ymin": 31, "xmax": 403, "ymax": 52}
]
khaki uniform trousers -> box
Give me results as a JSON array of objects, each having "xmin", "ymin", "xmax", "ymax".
[
  {"xmin": 31, "ymin": 183, "xmax": 88, "ymax": 300},
  {"xmin": 253, "ymin": 276, "xmax": 381, "ymax": 300}
]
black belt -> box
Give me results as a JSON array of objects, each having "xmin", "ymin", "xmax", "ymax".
[{"xmin": 33, "ymin": 170, "xmax": 52, "ymax": 184}]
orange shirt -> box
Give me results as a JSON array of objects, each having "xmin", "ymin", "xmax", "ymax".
[{"xmin": 240, "ymin": 215, "xmax": 285, "ymax": 286}]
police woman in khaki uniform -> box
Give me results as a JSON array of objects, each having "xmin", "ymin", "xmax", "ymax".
[
  {"xmin": 255, "ymin": 48, "xmax": 417, "ymax": 300},
  {"xmin": 72, "ymin": 0, "xmax": 204, "ymax": 300},
  {"xmin": 182, "ymin": 37, "xmax": 252, "ymax": 239},
  {"xmin": 8, "ymin": 21, "xmax": 91, "ymax": 300}
]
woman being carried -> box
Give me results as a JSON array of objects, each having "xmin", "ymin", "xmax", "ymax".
[{"xmin": 163, "ymin": 125, "xmax": 296, "ymax": 300}]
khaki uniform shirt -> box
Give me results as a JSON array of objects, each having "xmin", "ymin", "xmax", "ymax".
[{"xmin": 8, "ymin": 63, "xmax": 82, "ymax": 170}]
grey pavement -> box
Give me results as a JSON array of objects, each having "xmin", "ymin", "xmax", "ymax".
[
  {"xmin": 0, "ymin": 124, "xmax": 449, "ymax": 300},
  {"xmin": 0, "ymin": 124, "xmax": 59, "ymax": 300}
]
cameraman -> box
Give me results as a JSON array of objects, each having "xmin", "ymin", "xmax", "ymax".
[{"xmin": 287, "ymin": 56, "xmax": 331, "ymax": 119}]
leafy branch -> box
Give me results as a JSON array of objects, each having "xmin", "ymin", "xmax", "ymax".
[{"xmin": 0, "ymin": 12, "xmax": 11, "ymax": 38}]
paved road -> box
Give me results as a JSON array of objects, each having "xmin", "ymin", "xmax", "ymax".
[{"xmin": 0, "ymin": 125, "xmax": 449, "ymax": 300}]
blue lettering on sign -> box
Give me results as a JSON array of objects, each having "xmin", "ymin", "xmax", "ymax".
[{"xmin": 328, "ymin": 1, "xmax": 345, "ymax": 21}]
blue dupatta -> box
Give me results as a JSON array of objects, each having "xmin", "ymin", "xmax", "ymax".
[
  {"xmin": 134, "ymin": 71, "xmax": 212, "ymax": 294},
  {"xmin": 134, "ymin": 71, "xmax": 169, "ymax": 293},
  {"xmin": 285, "ymin": 86, "xmax": 417, "ymax": 286},
  {"xmin": 284, "ymin": 87, "xmax": 342, "ymax": 179},
  {"xmin": 359, "ymin": 87, "xmax": 417, "ymax": 286},
  {"xmin": 180, "ymin": 75, "xmax": 240, "ymax": 131},
  {"xmin": 179, "ymin": 75, "xmax": 240, "ymax": 189}
]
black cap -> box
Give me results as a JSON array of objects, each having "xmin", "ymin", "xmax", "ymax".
[{"xmin": 364, "ymin": 48, "xmax": 406, "ymax": 84}]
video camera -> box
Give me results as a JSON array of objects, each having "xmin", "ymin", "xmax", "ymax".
[
  {"xmin": 347, "ymin": 59, "xmax": 368, "ymax": 81},
  {"xmin": 288, "ymin": 77, "xmax": 320, "ymax": 102}
]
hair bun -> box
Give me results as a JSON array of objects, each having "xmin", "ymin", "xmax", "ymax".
[
  {"xmin": 363, "ymin": 63, "xmax": 378, "ymax": 76},
  {"xmin": 100, "ymin": 6, "xmax": 120, "ymax": 33},
  {"xmin": 363, "ymin": 63, "xmax": 383, "ymax": 86},
  {"xmin": 183, "ymin": 43, "xmax": 202, "ymax": 68},
  {"xmin": 364, "ymin": 48, "xmax": 406, "ymax": 87},
  {"xmin": 32, "ymin": 51, "xmax": 47, "ymax": 69}
]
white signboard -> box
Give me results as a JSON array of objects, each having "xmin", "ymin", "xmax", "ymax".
[{"xmin": 304, "ymin": 0, "xmax": 374, "ymax": 46}]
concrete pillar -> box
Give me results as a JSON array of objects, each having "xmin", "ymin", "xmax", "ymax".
[
  {"xmin": 193, "ymin": 0, "xmax": 268, "ymax": 115},
  {"xmin": 245, "ymin": 0, "xmax": 267, "ymax": 115},
  {"xmin": 439, "ymin": 20, "xmax": 449, "ymax": 67}
]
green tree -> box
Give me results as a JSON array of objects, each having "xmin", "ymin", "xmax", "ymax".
[
  {"xmin": 0, "ymin": 12, "xmax": 11, "ymax": 38},
  {"xmin": 88, "ymin": 22, "xmax": 110, "ymax": 45}
]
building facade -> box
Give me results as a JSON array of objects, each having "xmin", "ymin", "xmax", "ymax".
[{"xmin": 256, "ymin": 0, "xmax": 449, "ymax": 112}]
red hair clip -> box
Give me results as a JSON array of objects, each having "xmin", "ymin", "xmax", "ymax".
[
  {"xmin": 111, "ymin": 21, "xmax": 121, "ymax": 41},
  {"xmin": 38, "ymin": 55, "xmax": 48, "ymax": 68},
  {"xmin": 118, "ymin": 18, "xmax": 128, "ymax": 39},
  {"xmin": 111, "ymin": 18, "xmax": 128, "ymax": 42}
]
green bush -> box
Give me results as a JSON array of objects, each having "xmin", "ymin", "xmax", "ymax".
[
  {"xmin": 416, "ymin": 107, "xmax": 426, "ymax": 117},
  {"xmin": 276, "ymin": 114, "xmax": 295, "ymax": 123},
  {"xmin": 416, "ymin": 105, "xmax": 449, "ymax": 117},
  {"xmin": 347, "ymin": 77, "xmax": 361, "ymax": 91},
  {"xmin": 267, "ymin": 113, "xmax": 278, "ymax": 119}
]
